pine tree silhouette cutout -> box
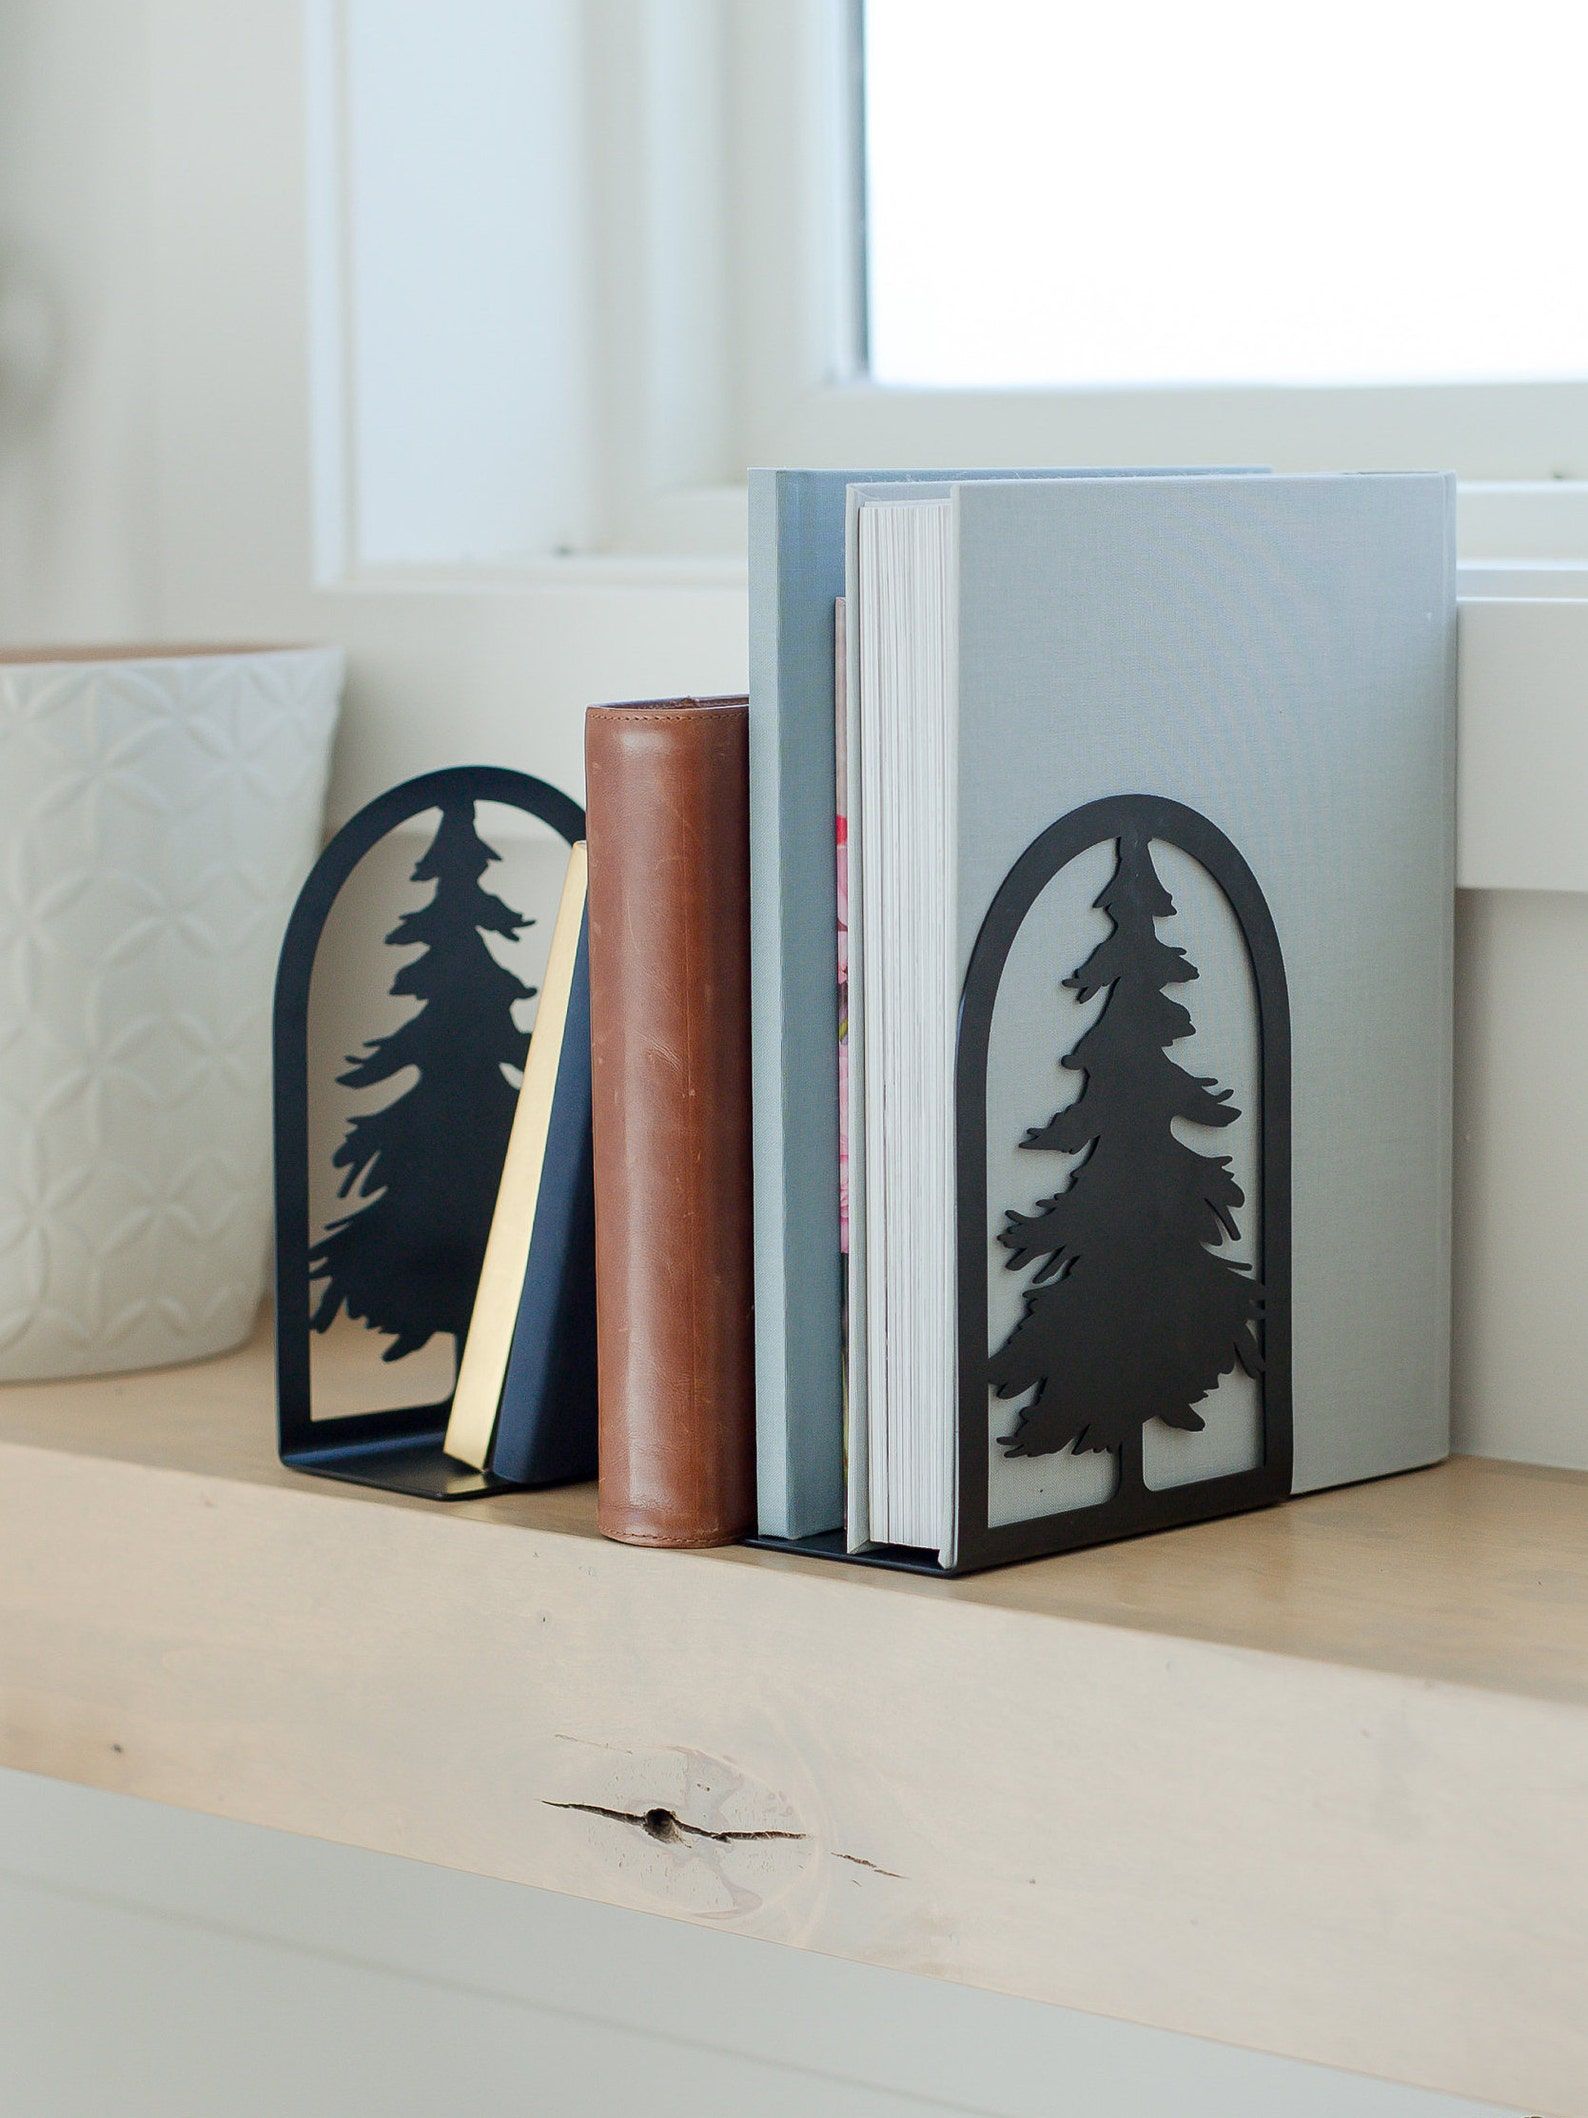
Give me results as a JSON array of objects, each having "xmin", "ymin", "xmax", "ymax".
[
  {"xmin": 308, "ymin": 802, "xmax": 534, "ymax": 1363},
  {"xmin": 989, "ymin": 829, "xmax": 1261, "ymax": 1489}
]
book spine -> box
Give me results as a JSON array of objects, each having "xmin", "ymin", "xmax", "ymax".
[
  {"xmin": 747, "ymin": 469, "xmax": 847, "ymax": 1539},
  {"xmin": 585, "ymin": 697, "xmax": 756, "ymax": 1546}
]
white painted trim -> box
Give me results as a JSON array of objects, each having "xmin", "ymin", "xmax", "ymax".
[
  {"xmin": 334, "ymin": 483, "xmax": 1588, "ymax": 579},
  {"xmin": 1457, "ymin": 598, "xmax": 1588, "ymax": 894},
  {"xmin": 746, "ymin": 379, "xmax": 1588, "ymax": 485},
  {"xmin": 1457, "ymin": 481, "xmax": 1588, "ymax": 567}
]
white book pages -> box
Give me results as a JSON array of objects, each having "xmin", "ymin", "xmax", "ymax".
[{"xmin": 851, "ymin": 497, "xmax": 956, "ymax": 1556}]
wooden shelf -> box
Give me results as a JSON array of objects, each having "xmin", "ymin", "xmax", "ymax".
[{"xmin": 1, "ymin": 1327, "xmax": 1585, "ymax": 2115}]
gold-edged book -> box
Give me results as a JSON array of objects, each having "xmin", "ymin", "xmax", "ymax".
[{"xmin": 443, "ymin": 842, "xmax": 588, "ymax": 1469}]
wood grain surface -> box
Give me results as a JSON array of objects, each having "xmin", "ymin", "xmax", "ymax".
[{"xmin": 1, "ymin": 1324, "xmax": 1584, "ymax": 2113}]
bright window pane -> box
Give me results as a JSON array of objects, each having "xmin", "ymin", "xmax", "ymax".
[{"xmin": 863, "ymin": 0, "xmax": 1588, "ymax": 388}]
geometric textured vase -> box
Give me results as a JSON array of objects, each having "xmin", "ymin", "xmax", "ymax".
[{"xmin": 0, "ymin": 644, "xmax": 342, "ymax": 1380}]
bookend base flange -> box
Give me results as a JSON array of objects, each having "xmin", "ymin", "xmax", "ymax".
[
  {"xmin": 744, "ymin": 1532, "xmax": 955, "ymax": 1577},
  {"xmin": 281, "ymin": 1423, "xmax": 515, "ymax": 1501}
]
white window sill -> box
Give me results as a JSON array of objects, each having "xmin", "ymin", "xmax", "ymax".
[{"xmin": 320, "ymin": 480, "xmax": 1588, "ymax": 598}]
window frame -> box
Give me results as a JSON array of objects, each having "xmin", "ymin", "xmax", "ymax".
[
  {"xmin": 716, "ymin": 0, "xmax": 1588, "ymax": 565},
  {"xmin": 308, "ymin": 0, "xmax": 1588, "ymax": 577}
]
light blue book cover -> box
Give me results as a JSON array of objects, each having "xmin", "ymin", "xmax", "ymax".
[{"xmin": 842, "ymin": 472, "xmax": 1455, "ymax": 1569}]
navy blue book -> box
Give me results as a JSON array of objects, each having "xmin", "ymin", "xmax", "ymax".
[
  {"xmin": 489, "ymin": 909, "xmax": 598, "ymax": 1485},
  {"xmin": 444, "ymin": 848, "xmax": 597, "ymax": 1486}
]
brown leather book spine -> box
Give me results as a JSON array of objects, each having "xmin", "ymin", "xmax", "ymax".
[{"xmin": 585, "ymin": 696, "xmax": 755, "ymax": 1547}]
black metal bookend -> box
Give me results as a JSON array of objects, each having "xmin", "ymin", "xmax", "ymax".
[
  {"xmin": 274, "ymin": 765, "xmax": 585, "ymax": 1499},
  {"xmin": 754, "ymin": 792, "xmax": 1292, "ymax": 1577}
]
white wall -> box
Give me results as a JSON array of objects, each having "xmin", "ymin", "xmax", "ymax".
[{"xmin": 0, "ymin": 0, "xmax": 157, "ymax": 641}]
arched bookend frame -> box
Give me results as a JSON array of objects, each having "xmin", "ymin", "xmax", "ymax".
[
  {"xmin": 274, "ymin": 765, "xmax": 585, "ymax": 1499},
  {"xmin": 751, "ymin": 791, "xmax": 1291, "ymax": 1578},
  {"xmin": 953, "ymin": 792, "xmax": 1292, "ymax": 1571}
]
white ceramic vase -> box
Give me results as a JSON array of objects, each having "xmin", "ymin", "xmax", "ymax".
[{"xmin": 0, "ymin": 644, "xmax": 343, "ymax": 1380}]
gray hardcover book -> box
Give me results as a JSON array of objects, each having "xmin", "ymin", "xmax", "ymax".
[
  {"xmin": 749, "ymin": 464, "xmax": 1208, "ymax": 1539},
  {"xmin": 839, "ymin": 472, "xmax": 1456, "ymax": 1569},
  {"xmin": 749, "ymin": 464, "xmax": 1257, "ymax": 1540}
]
